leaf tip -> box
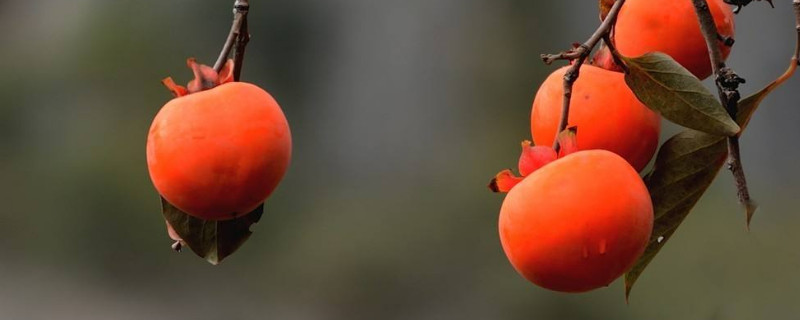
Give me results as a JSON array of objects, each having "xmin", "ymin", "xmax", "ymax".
[
  {"xmin": 726, "ymin": 122, "xmax": 742, "ymax": 137},
  {"xmin": 744, "ymin": 200, "xmax": 758, "ymax": 231},
  {"xmin": 205, "ymin": 253, "xmax": 222, "ymax": 265},
  {"xmin": 624, "ymin": 274, "xmax": 634, "ymax": 303}
]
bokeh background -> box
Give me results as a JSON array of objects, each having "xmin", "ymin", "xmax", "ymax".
[{"xmin": 1, "ymin": 1, "xmax": 799, "ymax": 319}]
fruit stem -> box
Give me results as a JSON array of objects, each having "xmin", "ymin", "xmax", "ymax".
[
  {"xmin": 540, "ymin": 0, "xmax": 626, "ymax": 152},
  {"xmin": 214, "ymin": 0, "xmax": 251, "ymax": 81},
  {"xmin": 602, "ymin": 34, "xmax": 629, "ymax": 73},
  {"xmin": 691, "ymin": 0, "xmax": 755, "ymax": 226}
]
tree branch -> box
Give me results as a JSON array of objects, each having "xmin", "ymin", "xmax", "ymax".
[
  {"xmin": 691, "ymin": 0, "xmax": 754, "ymax": 225},
  {"xmin": 541, "ymin": 0, "xmax": 625, "ymax": 152},
  {"xmin": 214, "ymin": 0, "xmax": 251, "ymax": 81}
]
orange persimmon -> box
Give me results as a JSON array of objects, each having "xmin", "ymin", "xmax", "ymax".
[
  {"xmin": 498, "ymin": 150, "xmax": 653, "ymax": 292},
  {"xmin": 147, "ymin": 59, "xmax": 291, "ymax": 221},
  {"xmin": 613, "ymin": 0, "xmax": 735, "ymax": 80},
  {"xmin": 531, "ymin": 65, "xmax": 660, "ymax": 172}
]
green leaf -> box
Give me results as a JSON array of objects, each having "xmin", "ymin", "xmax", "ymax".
[
  {"xmin": 625, "ymin": 130, "xmax": 728, "ymax": 300},
  {"xmin": 622, "ymin": 52, "xmax": 740, "ymax": 136},
  {"xmin": 623, "ymin": 55, "xmax": 798, "ymax": 301},
  {"xmin": 161, "ymin": 197, "xmax": 264, "ymax": 265}
]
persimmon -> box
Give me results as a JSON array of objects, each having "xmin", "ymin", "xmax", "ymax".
[
  {"xmin": 613, "ymin": 0, "xmax": 735, "ymax": 80},
  {"xmin": 498, "ymin": 150, "xmax": 653, "ymax": 293},
  {"xmin": 147, "ymin": 58, "xmax": 291, "ymax": 221},
  {"xmin": 531, "ymin": 65, "xmax": 660, "ymax": 172}
]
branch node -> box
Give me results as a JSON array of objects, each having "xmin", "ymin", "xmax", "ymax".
[
  {"xmin": 234, "ymin": 4, "xmax": 249, "ymax": 12},
  {"xmin": 564, "ymin": 69, "xmax": 580, "ymax": 83},
  {"xmin": 718, "ymin": 34, "xmax": 735, "ymax": 47},
  {"xmin": 718, "ymin": 67, "xmax": 746, "ymax": 90}
]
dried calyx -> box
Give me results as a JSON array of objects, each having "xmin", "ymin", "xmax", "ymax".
[
  {"xmin": 162, "ymin": 58, "xmax": 235, "ymax": 97},
  {"xmin": 489, "ymin": 127, "xmax": 578, "ymax": 193}
]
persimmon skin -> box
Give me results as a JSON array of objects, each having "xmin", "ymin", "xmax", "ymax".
[
  {"xmin": 531, "ymin": 65, "xmax": 660, "ymax": 172},
  {"xmin": 499, "ymin": 150, "xmax": 653, "ymax": 293},
  {"xmin": 614, "ymin": 0, "xmax": 735, "ymax": 80},
  {"xmin": 147, "ymin": 82, "xmax": 291, "ymax": 221}
]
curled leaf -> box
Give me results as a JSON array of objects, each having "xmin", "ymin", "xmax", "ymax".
[
  {"xmin": 737, "ymin": 57, "xmax": 797, "ymax": 133},
  {"xmin": 625, "ymin": 130, "xmax": 727, "ymax": 299},
  {"xmin": 161, "ymin": 197, "xmax": 264, "ymax": 265},
  {"xmin": 732, "ymin": 56, "xmax": 796, "ymax": 228},
  {"xmin": 622, "ymin": 53, "xmax": 740, "ymax": 136}
]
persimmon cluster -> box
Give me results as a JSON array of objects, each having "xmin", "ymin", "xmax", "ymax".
[{"xmin": 490, "ymin": 0, "xmax": 735, "ymax": 293}]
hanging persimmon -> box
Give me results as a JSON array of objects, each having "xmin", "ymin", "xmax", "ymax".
[{"xmin": 147, "ymin": 59, "xmax": 291, "ymax": 221}]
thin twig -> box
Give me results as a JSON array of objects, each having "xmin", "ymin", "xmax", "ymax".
[
  {"xmin": 692, "ymin": 0, "xmax": 725, "ymax": 73},
  {"xmin": 541, "ymin": 0, "xmax": 625, "ymax": 151},
  {"xmin": 794, "ymin": 0, "xmax": 800, "ymax": 63},
  {"xmin": 214, "ymin": 0, "xmax": 251, "ymax": 81},
  {"xmin": 232, "ymin": 13, "xmax": 250, "ymax": 81},
  {"xmin": 691, "ymin": 0, "xmax": 754, "ymax": 224}
]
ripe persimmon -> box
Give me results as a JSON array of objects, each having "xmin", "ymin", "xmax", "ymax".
[
  {"xmin": 498, "ymin": 150, "xmax": 653, "ymax": 293},
  {"xmin": 147, "ymin": 59, "xmax": 291, "ymax": 221},
  {"xmin": 613, "ymin": 0, "xmax": 735, "ymax": 80},
  {"xmin": 531, "ymin": 65, "xmax": 660, "ymax": 172}
]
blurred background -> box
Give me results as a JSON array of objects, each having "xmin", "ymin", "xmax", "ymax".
[{"xmin": 1, "ymin": 0, "xmax": 798, "ymax": 319}]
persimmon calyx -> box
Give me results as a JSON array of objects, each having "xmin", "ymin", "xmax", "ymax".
[
  {"xmin": 590, "ymin": 45, "xmax": 625, "ymax": 73},
  {"xmin": 162, "ymin": 58, "xmax": 235, "ymax": 97},
  {"xmin": 489, "ymin": 142, "xmax": 557, "ymax": 194},
  {"xmin": 489, "ymin": 127, "xmax": 579, "ymax": 193},
  {"xmin": 557, "ymin": 127, "xmax": 579, "ymax": 158},
  {"xmin": 489, "ymin": 169, "xmax": 524, "ymax": 193},
  {"xmin": 518, "ymin": 141, "xmax": 558, "ymax": 176}
]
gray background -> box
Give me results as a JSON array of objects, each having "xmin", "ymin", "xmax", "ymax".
[{"xmin": 0, "ymin": 1, "xmax": 798, "ymax": 319}]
